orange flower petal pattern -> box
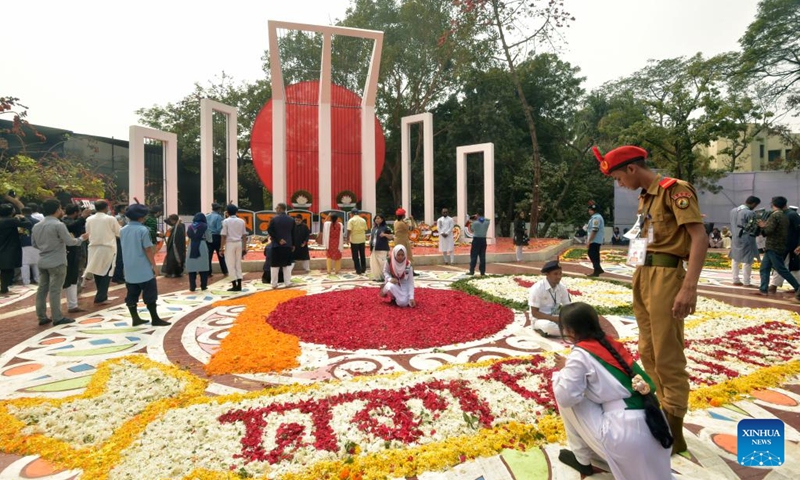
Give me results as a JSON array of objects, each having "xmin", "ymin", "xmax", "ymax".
[{"xmin": 204, "ymin": 290, "xmax": 306, "ymax": 376}]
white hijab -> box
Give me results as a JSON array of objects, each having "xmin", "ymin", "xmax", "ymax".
[{"xmin": 390, "ymin": 244, "xmax": 409, "ymax": 280}]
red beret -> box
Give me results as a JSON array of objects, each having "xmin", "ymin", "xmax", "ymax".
[
  {"xmin": 395, "ymin": 208, "xmax": 406, "ymax": 216},
  {"xmin": 592, "ymin": 146, "xmax": 648, "ymax": 175}
]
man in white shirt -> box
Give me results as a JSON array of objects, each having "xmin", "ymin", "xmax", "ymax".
[
  {"xmin": 220, "ymin": 204, "xmax": 248, "ymax": 291},
  {"xmin": 528, "ymin": 260, "xmax": 572, "ymax": 337},
  {"xmin": 437, "ymin": 208, "xmax": 455, "ymax": 265},
  {"xmin": 84, "ymin": 201, "xmax": 121, "ymax": 305}
]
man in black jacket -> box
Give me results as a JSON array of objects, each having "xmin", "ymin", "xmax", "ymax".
[
  {"xmin": 266, "ymin": 203, "xmax": 295, "ymax": 288},
  {"xmin": 768, "ymin": 204, "xmax": 800, "ymax": 293}
]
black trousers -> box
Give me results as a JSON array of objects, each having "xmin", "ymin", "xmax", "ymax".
[
  {"xmin": 125, "ymin": 278, "xmax": 159, "ymax": 307},
  {"xmin": 351, "ymin": 243, "xmax": 366, "ymax": 273},
  {"xmin": 94, "ymin": 274, "xmax": 111, "ymax": 303},
  {"xmin": 588, "ymin": 242, "xmax": 603, "ymax": 273},
  {"xmin": 189, "ymin": 272, "xmax": 209, "ymax": 291},
  {"xmin": 0, "ymin": 269, "xmax": 14, "ymax": 293},
  {"xmin": 469, "ymin": 237, "xmax": 487, "ymax": 275},
  {"xmin": 112, "ymin": 238, "xmax": 125, "ymax": 282},
  {"xmin": 208, "ymin": 234, "xmax": 228, "ymax": 274}
]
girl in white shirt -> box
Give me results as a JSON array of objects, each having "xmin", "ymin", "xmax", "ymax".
[{"xmin": 553, "ymin": 302, "xmax": 674, "ymax": 480}]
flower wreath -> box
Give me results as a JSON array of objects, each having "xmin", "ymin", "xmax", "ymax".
[
  {"xmin": 290, "ymin": 189, "xmax": 313, "ymax": 206},
  {"xmin": 336, "ymin": 190, "xmax": 358, "ymax": 206}
]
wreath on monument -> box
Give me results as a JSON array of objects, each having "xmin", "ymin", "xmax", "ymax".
[
  {"xmin": 336, "ymin": 190, "xmax": 358, "ymax": 208},
  {"xmin": 290, "ymin": 189, "xmax": 313, "ymax": 208}
]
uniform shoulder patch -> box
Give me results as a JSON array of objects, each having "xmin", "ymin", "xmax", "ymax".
[
  {"xmin": 672, "ymin": 191, "xmax": 693, "ymax": 209},
  {"xmin": 659, "ymin": 177, "xmax": 678, "ymax": 189}
]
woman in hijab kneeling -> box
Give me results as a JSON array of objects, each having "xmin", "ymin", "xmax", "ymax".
[
  {"xmin": 380, "ymin": 245, "xmax": 416, "ymax": 307},
  {"xmin": 186, "ymin": 213, "xmax": 212, "ymax": 291}
]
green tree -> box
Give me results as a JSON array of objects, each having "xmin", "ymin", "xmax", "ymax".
[
  {"xmin": 740, "ymin": 0, "xmax": 800, "ymax": 111},
  {"xmin": 432, "ymin": 53, "xmax": 589, "ymax": 237},
  {"xmin": 1, "ymin": 97, "xmax": 108, "ymax": 201},
  {"xmin": 463, "ymin": 0, "xmax": 574, "ymax": 236},
  {"xmin": 136, "ymin": 74, "xmax": 272, "ymax": 209},
  {"xmin": 600, "ymin": 54, "xmax": 745, "ymax": 190}
]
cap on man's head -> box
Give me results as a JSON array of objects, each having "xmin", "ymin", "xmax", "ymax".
[
  {"xmin": 592, "ymin": 145, "xmax": 648, "ymax": 175},
  {"xmin": 541, "ymin": 260, "xmax": 561, "ymax": 274},
  {"xmin": 125, "ymin": 204, "xmax": 149, "ymax": 220},
  {"xmin": 226, "ymin": 204, "xmax": 238, "ymax": 215},
  {"xmin": 395, "ymin": 208, "xmax": 406, "ymax": 216},
  {"xmin": 351, "ymin": 208, "xmax": 359, "ymax": 214}
]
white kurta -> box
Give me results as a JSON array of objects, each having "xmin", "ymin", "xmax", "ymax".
[
  {"xmin": 437, "ymin": 216, "xmax": 455, "ymax": 252},
  {"xmin": 382, "ymin": 262, "xmax": 415, "ymax": 307},
  {"xmin": 85, "ymin": 212, "xmax": 121, "ymax": 277},
  {"xmin": 552, "ymin": 348, "xmax": 674, "ymax": 480}
]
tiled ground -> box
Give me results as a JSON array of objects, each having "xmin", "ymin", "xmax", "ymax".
[{"xmin": 0, "ymin": 250, "xmax": 798, "ymax": 479}]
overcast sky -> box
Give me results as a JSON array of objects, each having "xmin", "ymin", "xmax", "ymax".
[{"xmin": 4, "ymin": 0, "xmax": 765, "ymax": 139}]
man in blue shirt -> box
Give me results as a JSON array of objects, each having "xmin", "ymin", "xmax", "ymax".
[
  {"xmin": 120, "ymin": 204, "xmax": 170, "ymax": 327},
  {"xmin": 587, "ymin": 203, "xmax": 605, "ymax": 277},
  {"xmin": 206, "ymin": 203, "xmax": 228, "ymax": 276},
  {"xmin": 468, "ymin": 210, "xmax": 491, "ymax": 276}
]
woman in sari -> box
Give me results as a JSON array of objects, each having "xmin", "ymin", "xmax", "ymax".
[{"xmin": 322, "ymin": 214, "xmax": 343, "ymax": 274}]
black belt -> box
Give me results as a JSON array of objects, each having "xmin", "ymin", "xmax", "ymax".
[{"xmin": 643, "ymin": 253, "xmax": 680, "ymax": 268}]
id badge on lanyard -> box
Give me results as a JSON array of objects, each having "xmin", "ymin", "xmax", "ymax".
[
  {"xmin": 627, "ymin": 238, "xmax": 647, "ymax": 266},
  {"xmin": 625, "ymin": 213, "xmax": 648, "ymax": 267}
]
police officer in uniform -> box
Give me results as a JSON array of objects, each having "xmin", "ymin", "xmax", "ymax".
[
  {"xmin": 586, "ymin": 203, "xmax": 605, "ymax": 276},
  {"xmin": 593, "ymin": 145, "xmax": 708, "ymax": 455}
]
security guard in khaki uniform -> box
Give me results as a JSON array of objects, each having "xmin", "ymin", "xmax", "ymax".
[{"xmin": 593, "ymin": 145, "xmax": 708, "ymax": 455}]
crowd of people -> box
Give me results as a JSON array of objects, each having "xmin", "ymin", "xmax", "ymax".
[
  {"xmin": 0, "ymin": 195, "xmax": 261, "ymax": 326},
  {"xmin": 728, "ymin": 195, "xmax": 800, "ymax": 298}
]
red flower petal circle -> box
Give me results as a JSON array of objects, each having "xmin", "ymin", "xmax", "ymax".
[{"xmin": 266, "ymin": 287, "xmax": 514, "ymax": 350}]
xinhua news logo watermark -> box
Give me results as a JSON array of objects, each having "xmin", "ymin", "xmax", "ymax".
[{"xmin": 737, "ymin": 419, "xmax": 784, "ymax": 467}]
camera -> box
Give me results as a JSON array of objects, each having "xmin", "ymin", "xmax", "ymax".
[
  {"xmin": 742, "ymin": 209, "xmax": 771, "ymax": 237},
  {"xmin": 7, "ymin": 190, "xmax": 15, "ymax": 198}
]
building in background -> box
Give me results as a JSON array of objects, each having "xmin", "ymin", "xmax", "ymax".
[{"xmin": 703, "ymin": 124, "xmax": 799, "ymax": 172}]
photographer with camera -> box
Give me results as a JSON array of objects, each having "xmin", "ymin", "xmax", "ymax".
[
  {"xmin": 755, "ymin": 196, "xmax": 800, "ymax": 297},
  {"xmin": 728, "ymin": 196, "xmax": 761, "ymax": 286}
]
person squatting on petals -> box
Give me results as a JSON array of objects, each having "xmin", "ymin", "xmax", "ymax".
[
  {"xmin": 552, "ymin": 302, "xmax": 674, "ymax": 480},
  {"xmin": 379, "ymin": 244, "xmax": 416, "ymax": 307},
  {"xmin": 528, "ymin": 260, "xmax": 571, "ymax": 337}
]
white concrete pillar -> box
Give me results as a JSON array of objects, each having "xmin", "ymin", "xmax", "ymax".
[
  {"xmin": 400, "ymin": 112, "xmax": 434, "ymax": 222},
  {"xmin": 361, "ymin": 105, "xmax": 377, "ymax": 215},
  {"xmin": 319, "ymin": 32, "xmax": 333, "ymax": 212},
  {"xmin": 200, "ymin": 99, "xmax": 238, "ymax": 210},
  {"xmin": 129, "ymin": 126, "xmax": 178, "ymax": 215},
  {"xmin": 456, "ymin": 143, "xmax": 495, "ymax": 244}
]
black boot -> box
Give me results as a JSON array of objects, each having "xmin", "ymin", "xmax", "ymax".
[
  {"xmin": 235, "ymin": 279, "xmax": 243, "ymax": 291},
  {"xmin": 665, "ymin": 411, "xmax": 687, "ymax": 454},
  {"xmin": 558, "ymin": 449, "xmax": 593, "ymax": 476},
  {"xmin": 129, "ymin": 305, "xmax": 149, "ymax": 327},
  {"xmin": 147, "ymin": 304, "xmax": 171, "ymax": 327}
]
